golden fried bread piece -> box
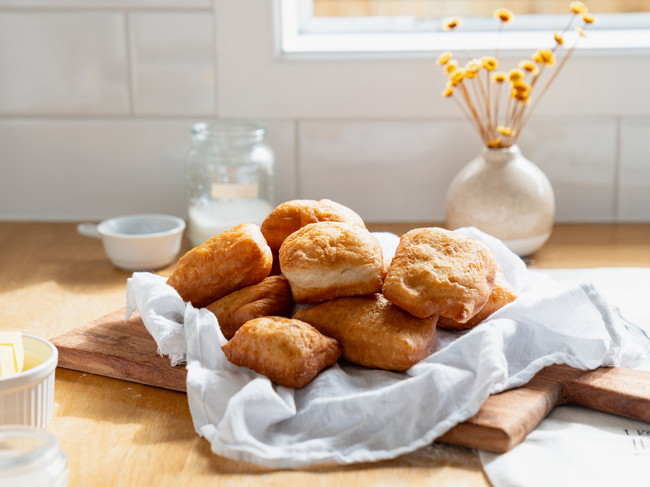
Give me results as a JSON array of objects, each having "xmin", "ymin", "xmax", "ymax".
[
  {"xmin": 167, "ymin": 223, "xmax": 272, "ymax": 308},
  {"xmin": 221, "ymin": 317, "xmax": 342, "ymax": 388},
  {"xmin": 279, "ymin": 221, "xmax": 385, "ymax": 303},
  {"xmin": 206, "ymin": 275, "xmax": 294, "ymax": 339},
  {"xmin": 382, "ymin": 227, "xmax": 497, "ymax": 322},
  {"xmin": 261, "ymin": 199, "xmax": 366, "ymax": 252},
  {"xmin": 438, "ymin": 267, "xmax": 517, "ymax": 331},
  {"xmin": 293, "ymin": 294, "xmax": 438, "ymax": 371}
]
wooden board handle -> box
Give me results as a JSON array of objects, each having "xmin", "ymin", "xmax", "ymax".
[
  {"xmin": 439, "ymin": 364, "xmax": 650, "ymax": 453},
  {"xmin": 560, "ymin": 365, "xmax": 650, "ymax": 422}
]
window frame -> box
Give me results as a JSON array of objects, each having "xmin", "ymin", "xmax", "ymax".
[{"xmin": 282, "ymin": 0, "xmax": 650, "ymax": 54}]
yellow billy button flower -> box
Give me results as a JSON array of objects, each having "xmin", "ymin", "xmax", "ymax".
[
  {"xmin": 442, "ymin": 86, "xmax": 454, "ymax": 97},
  {"xmin": 570, "ymin": 1, "xmax": 588, "ymax": 14},
  {"xmin": 554, "ymin": 31, "xmax": 565, "ymax": 45},
  {"xmin": 444, "ymin": 60, "xmax": 459, "ymax": 74},
  {"xmin": 512, "ymin": 80, "xmax": 532, "ymax": 95},
  {"xmin": 487, "ymin": 138, "xmax": 503, "ymax": 148},
  {"xmin": 576, "ymin": 26, "xmax": 588, "ymax": 37},
  {"xmin": 492, "ymin": 71, "xmax": 507, "ymax": 83},
  {"xmin": 449, "ymin": 69, "xmax": 466, "ymax": 86},
  {"xmin": 533, "ymin": 48, "xmax": 556, "ymax": 66},
  {"xmin": 582, "ymin": 13, "xmax": 597, "ymax": 24},
  {"xmin": 508, "ymin": 69, "xmax": 525, "ymax": 83},
  {"xmin": 518, "ymin": 60, "xmax": 538, "ymax": 74},
  {"xmin": 481, "ymin": 56, "xmax": 499, "ymax": 71},
  {"xmin": 497, "ymin": 126, "xmax": 515, "ymax": 136},
  {"xmin": 493, "ymin": 8, "xmax": 515, "ymax": 23},
  {"xmin": 464, "ymin": 60, "xmax": 481, "ymax": 78},
  {"xmin": 437, "ymin": 51, "xmax": 453, "ymax": 65},
  {"xmin": 443, "ymin": 17, "xmax": 461, "ymax": 31}
]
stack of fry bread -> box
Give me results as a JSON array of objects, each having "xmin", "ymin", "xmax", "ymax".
[{"xmin": 166, "ymin": 199, "xmax": 517, "ymax": 388}]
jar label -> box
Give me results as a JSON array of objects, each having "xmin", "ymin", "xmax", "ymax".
[{"xmin": 211, "ymin": 183, "xmax": 259, "ymax": 199}]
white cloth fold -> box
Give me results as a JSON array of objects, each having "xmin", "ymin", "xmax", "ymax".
[{"xmin": 125, "ymin": 227, "xmax": 645, "ymax": 468}]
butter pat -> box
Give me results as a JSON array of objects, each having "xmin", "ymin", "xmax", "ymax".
[
  {"xmin": 0, "ymin": 331, "xmax": 24, "ymax": 376},
  {"xmin": 0, "ymin": 345, "xmax": 17, "ymax": 377}
]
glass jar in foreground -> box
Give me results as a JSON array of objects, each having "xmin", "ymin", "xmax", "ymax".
[
  {"xmin": 0, "ymin": 425, "xmax": 68, "ymax": 486},
  {"xmin": 184, "ymin": 121, "xmax": 275, "ymax": 247}
]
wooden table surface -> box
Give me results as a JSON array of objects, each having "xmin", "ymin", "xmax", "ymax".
[{"xmin": 1, "ymin": 221, "xmax": 649, "ymax": 486}]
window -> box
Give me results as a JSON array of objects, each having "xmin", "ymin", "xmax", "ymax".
[
  {"xmin": 312, "ymin": 0, "xmax": 650, "ymax": 17},
  {"xmin": 281, "ymin": 0, "xmax": 650, "ymax": 54}
]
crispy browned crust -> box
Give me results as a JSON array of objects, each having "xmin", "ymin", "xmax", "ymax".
[
  {"xmin": 167, "ymin": 223, "xmax": 272, "ymax": 308},
  {"xmin": 206, "ymin": 276, "xmax": 294, "ymax": 339},
  {"xmin": 438, "ymin": 267, "xmax": 517, "ymax": 331},
  {"xmin": 293, "ymin": 294, "xmax": 438, "ymax": 371},
  {"xmin": 261, "ymin": 199, "xmax": 366, "ymax": 252},
  {"xmin": 221, "ymin": 317, "xmax": 343, "ymax": 388},
  {"xmin": 279, "ymin": 222, "xmax": 385, "ymax": 304},
  {"xmin": 382, "ymin": 227, "xmax": 497, "ymax": 322}
]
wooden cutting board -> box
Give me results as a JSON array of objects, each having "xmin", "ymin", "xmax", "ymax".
[{"xmin": 51, "ymin": 309, "xmax": 650, "ymax": 454}]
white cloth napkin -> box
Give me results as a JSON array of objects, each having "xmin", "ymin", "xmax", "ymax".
[
  {"xmin": 480, "ymin": 405, "xmax": 650, "ymax": 487},
  {"xmin": 125, "ymin": 227, "xmax": 645, "ymax": 468}
]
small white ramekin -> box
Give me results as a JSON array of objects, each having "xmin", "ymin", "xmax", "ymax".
[{"xmin": 0, "ymin": 335, "xmax": 58, "ymax": 429}]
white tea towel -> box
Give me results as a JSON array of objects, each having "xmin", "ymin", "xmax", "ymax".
[
  {"xmin": 125, "ymin": 227, "xmax": 645, "ymax": 468},
  {"xmin": 480, "ymin": 405, "xmax": 650, "ymax": 487}
]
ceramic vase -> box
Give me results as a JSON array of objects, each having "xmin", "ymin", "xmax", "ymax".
[{"xmin": 445, "ymin": 145, "xmax": 555, "ymax": 257}]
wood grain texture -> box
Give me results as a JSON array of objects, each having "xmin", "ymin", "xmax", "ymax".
[
  {"xmin": 2, "ymin": 222, "xmax": 650, "ymax": 487},
  {"xmin": 52, "ymin": 309, "xmax": 187, "ymax": 392}
]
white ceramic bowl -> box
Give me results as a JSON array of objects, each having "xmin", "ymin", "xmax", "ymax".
[
  {"xmin": 78, "ymin": 213, "xmax": 186, "ymax": 271},
  {"xmin": 0, "ymin": 335, "xmax": 58, "ymax": 429}
]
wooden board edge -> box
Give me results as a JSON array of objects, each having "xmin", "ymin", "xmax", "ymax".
[{"xmin": 55, "ymin": 344, "xmax": 187, "ymax": 393}]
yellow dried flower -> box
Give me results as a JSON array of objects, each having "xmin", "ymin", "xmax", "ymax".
[
  {"xmin": 511, "ymin": 89, "xmax": 530, "ymax": 102},
  {"xmin": 512, "ymin": 80, "xmax": 532, "ymax": 95},
  {"xmin": 487, "ymin": 138, "xmax": 503, "ymax": 148},
  {"xmin": 570, "ymin": 1, "xmax": 588, "ymax": 14},
  {"xmin": 518, "ymin": 60, "xmax": 538, "ymax": 74},
  {"xmin": 576, "ymin": 26, "xmax": 588, "ymax": 37},
  {"xmin": 554, "ymin": 32, "xmax": 565, "ymax": 45},
  {"xmin": 492, "ymin": 72, "xmax": 507, "ymax": 83},
  {"xmin": 464, "ymin": 60, "xmax": 481, "ymax": 78},
  {"xmin": 442, "ymin": 86, "xmax": 454, "ymax": 97},
  {"xmin": 493, "ymin": 8, "xmax": 515, "ymax": 23},
  {"xmin": 444, "ymin": 60, "xmax": 459, "ymax": 74},
  {"xmin": 449, "ymin": 69, "xmax": 465, "ymax": 86},
  {"xmin": 533, "ymin": 49, "xmax": 556, "ymax": 66},
  {"xmin": 481, "ymin": 56, "xmax": 499, "ymax": 71},
  {"xmin": 508, "ymin": 69, "xmax": 525, "ymax": 82},
  {"xmin": 497, "ymin": 126, "xmax": 515, "ymax": 136},
  {"xmin": 582, "ymin": 13, "xmax": 596, "ymax": 24},
  {"xmin": 437, "ymin": 51, "xmax": 453, "ymax": 65},
  {"xmin": 443, "ymin": 17, "xmax": 461, "ymax": 31}
]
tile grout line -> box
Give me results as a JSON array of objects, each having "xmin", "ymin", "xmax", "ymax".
[
  {"xmin": 294, "ymin": 120, "xmax": 301, "ymax": 199},
  {"xmin": 211, "ymin": 0, "xmax": 219, "ymax": 117},
  {"xmin": 124, "ymin": 10, "xmax": 135, "ymax": 117},
  {"xmin": 613, "ymin": 117, "xmax": 622, "ymax": 222}
]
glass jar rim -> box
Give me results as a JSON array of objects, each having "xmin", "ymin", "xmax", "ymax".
[
  {"xmin": 0, "ymin": 425, "xmax": 62, "ymax": 470},
  {"xmin": 191, "ymin": 120, "xmax": 266, "ymax": 143}
]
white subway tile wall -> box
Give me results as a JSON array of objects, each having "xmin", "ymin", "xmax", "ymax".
[
  {"xmin": 0, "ymin": 2, "xmax": 648, "ymax": 223},
  {"xmin": 129, "ymin": 11, "xmax": 215, "ymax": 116},
  {"xmin": 619, "ymin": 118, "xmax": 650, "ymax": 222},
  {"xmin": 0, "ymin": 11, "xmax": 129, "ymax": 115}
]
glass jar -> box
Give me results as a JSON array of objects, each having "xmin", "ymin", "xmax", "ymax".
[
  {"xmin": 184, "ymin": 121, "xmax": 275, "ymax": 247},
  {"xmin": 0, "ymin": 425, "xmax": 68, "ymax": 486}
]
